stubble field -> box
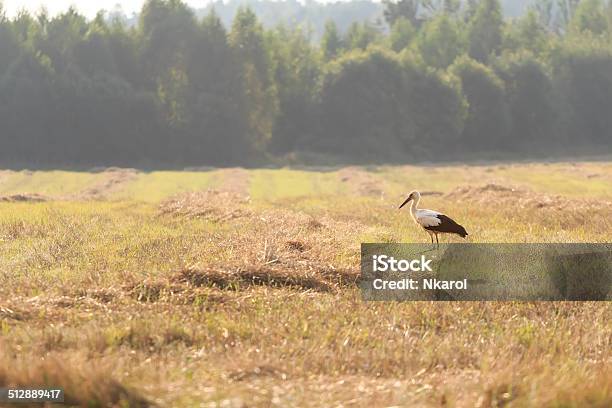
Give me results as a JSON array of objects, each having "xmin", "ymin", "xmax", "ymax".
[{"xmin": 0, "ymin": 162, "xmax": 610, "ymax": 407}]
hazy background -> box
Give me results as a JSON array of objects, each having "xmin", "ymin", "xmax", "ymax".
[
  {"xmin": 2, "ymin": 1, "xmax": 204, "ymax": 17},
  {"xmin": 3, "ymin": 0, "xmax": 532, "ymax": 19},
  {"xmin": 0, "ymin": 0, "xmax": 611, "ymax": 168}
]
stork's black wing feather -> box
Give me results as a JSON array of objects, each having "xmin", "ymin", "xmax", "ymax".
[{"xmin": 424, "ymin": 214, "xmax": 468, "ymax": 238}]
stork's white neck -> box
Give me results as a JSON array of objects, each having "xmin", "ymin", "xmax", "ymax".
[{"xmin": 410, "ymin": 195, "xmax": 420, "ymax": 221}]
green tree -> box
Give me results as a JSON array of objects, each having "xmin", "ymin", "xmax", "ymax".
[
  {"xmin": 317, "ymin": 48, "xmax": 465, "ymax": 160},
  {"xmin": 344, "ymin": 22, "xmax": 381, "ymax": 51},
  {"xmin": 416, "ymin": 14, "xmax": 464, "ymax": 69},
  {"xmin": 552, "ymin": 42, "xmax": 612, "ymax": 146},
  {"xmin": 495, "ymin": 52, "xmax": 558, "ymax": 149},
  {"xmin": 184, "ymin": 10, "xmax": 251, "ymax": 163},
  {"xmin": 383, "ymin": 0, "xmax": 422, "ymax": 27},
  {"xmin": 10, "ymin": 10, "xmax": 38, "ymax": 45},
  {"xmin": 268, "ymin": 26, "xmax": 322, "ymax": 154},
  {"xmin": 0, "ymin": 49, "xmax": 55, "ymax": 163},
  {"xmin": 504, "ymin": 9, "xmax": 550, "ymax": 55},
  {"xmin": 321, "ymin": 20, "xmax": 343, "ymax": 60},
  {"xmin": 400, "ymin": 52, "xmax": 466, "ymax": 153},
  {"xmin": 450, "ymin": 56, "xmax": 509, "ymax": 150},
  {"xmin": 139, "ymin": 0, "xmax": 198, "ymax": 126},
  {"xmin": 33, "ymin": 7, "xmax": 88, "ymax": 73},
  {"xmin": 72, "ymin": 13, "xmax": 118, "ymax": 77},
  {"xmin": 467, "ymin": 0, "xmax": 504, "ymax": 62},
  {"xmin": 389, "ymin": 17, "xmax": 416, "ymax": 52},
  {"xmin": 570, "ymin": 0, "xmax": 608, "ymax": 36},
  {"xmin": 230, "ymin": 6, "xmax": 278, "ymax": 150},
  {"xmin": 139, "ymin": 0, "xmax": 196, "ymax": 70},
  {"xmin": 318, "ymin": 49, "xmax": 408, "ymax": 159},
  {"xmin": 422, "ymin": 0, "xmax": 461, "ymax": 16},
  {"xmin": 105, "ymin": 17, "xmax": 143, "ymax": 88},
  {"xmin": 532, "ymin": 0, "xmax": 555, "ymax": 31},
  {"xmin": 0, "ymin": 6, "xmax": 20, "ymax": 77}
]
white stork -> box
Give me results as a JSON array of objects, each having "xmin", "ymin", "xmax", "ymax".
[{"xmin": 399, "ymin": 190, "xmax": 468, "ymax": 247}]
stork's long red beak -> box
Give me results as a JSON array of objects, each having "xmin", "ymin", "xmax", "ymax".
[{"xmin": 399, "ymin": 197, "xmax": 412, "ymax": 209}]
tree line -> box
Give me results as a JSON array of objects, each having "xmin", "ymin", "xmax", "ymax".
[{"xmin": 0, "ymin": 0, "xmax": 611, "ymax": 167}]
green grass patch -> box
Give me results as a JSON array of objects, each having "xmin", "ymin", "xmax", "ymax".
[
  {"xmin": 114, "ymin": 171, "xmax": 220, "ymax": 202},
  {"xmin": 0, "ymin": 171, "xmax": 102, "ymax": 197},
  {"xmin": 249, "ymin": 169, "xmax": 347, "ymax": 201}
]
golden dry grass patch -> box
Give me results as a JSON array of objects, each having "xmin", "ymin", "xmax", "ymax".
[
  {"xmin": 446, "ymin": 183, "xmax": 612, "ymax": 233},
  {"xmin": 159, "ymin": 189, "xmax": 253, "ymax": 222},
  {"xmin": 217, "ymin": 167, "xmax": 251, "ymax": 195},
  {"xmin": 337, "ymin": 166, "xmax": 388, "ymax": 198},
  {"xmin": 74, "ymin": 168, "xmax": 141, "ymax": 200},
  {"xmin": 0, "ymin": 349, "xmax": 153, "ymax": 407}
]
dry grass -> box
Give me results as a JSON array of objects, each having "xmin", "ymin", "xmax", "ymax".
[
  {"xmin": 0, "ymin": 163, "xmax": 610, "ymax": 407},
  {"xmin": 75, "ymin": 168, "xmax": 140, "ymax": 200},
  {"xmin": 0, "ymin": 345, "xmax": 152, "ymax": 407},
  {"xmin": 446, "ymin": 182, "xmax": 612, "ymax": 211},
  {"xmin": 174, "ymin": 264, "xmax": 356, "ymax": 292},
  {"xmin": 159, "ymin": 190, "xmax": 252, "ymax": 222},
  {"xmin": 338, "ymin": 166, "xmax": 388, "ymax": 197},
  {"xmin": 446, "ymin": 183, "xmax": 612, "ymax": 232}
]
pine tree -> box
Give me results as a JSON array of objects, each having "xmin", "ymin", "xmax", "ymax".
[{"xmin": 467, "ymin": 0, "xmax": 504, "ymax": 62}]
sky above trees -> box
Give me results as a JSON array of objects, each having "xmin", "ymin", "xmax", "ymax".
[
  {"xmin": 1, "ymin": 0, "xmax": 206, "ymax": 17},
  {"xmin": 2, "ymin": 0, "xmax": 533, "ymax": 18}
]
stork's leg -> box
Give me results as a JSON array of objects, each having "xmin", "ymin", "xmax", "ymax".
[
  {"xmin": 435, "ymin": 233, "xmax": 439, "ymax": 249},
  {"xmin": 422, "ymin": 231, "xmax": 435, "ymax": 252}
]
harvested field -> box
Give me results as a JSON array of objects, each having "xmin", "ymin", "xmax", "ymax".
[
  {"xmin": 218, "ymin": 167, "xmax": 251, "ymax": 195},
  {"xmin": 75, "ymin": 168, "xmax": 140, "ymax": 200},
  {"xmin": 0, "ymin": 162, "xmax": 610, "ymax": 407},
  {"xmin": 445, "ymin": 183, "xmax": 612, "ymax": 231},
  {"xmin": 0, "ymin": 352, "xmax": 152, "ymax": 407},
  {"xmin": 446, "ymin": 182, "xmax": 612, "ymax": 210},
  {"xmin": 160, "ymin": 190, "xmax": 252, "ymax": 222},
  {"xmin": 338, "ymin": 166, "xmax": 387, "ymax": 197}
]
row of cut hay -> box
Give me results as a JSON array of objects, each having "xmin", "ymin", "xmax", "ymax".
[
  {"xmin": 158, "ymin": 190, "xmax": 366, "ymax": 293},
  {"xmin": 338, "ymin": 166, "xmax": 387, "ymax": 197},
  {"xmin": 217, "ymin": 167, "xmax": 251, "ymax": 194},
  {"xmin": 446, "ymin": 183, "xmax": 612, "ymax": 210},
  {"xmin": 74, "ymin": 168, "xmax": 140, "ymax": 200},
  {"xmin": 158, "ymin": 190, "xmax": 252, "ymax": 222},
  {"xmin": 0, "ymin": 292, "xmax": 125, "ymax": 326},
  {"xmin": 446, "ymin": 183, "xmax": 612, "ymax": 231},
  {"xmin": 0, "ymin": 193, "xmax": 50, "ymax": 202},
  {"xmin": 174, "ymin": 264, "xmax": 357, "ymax": 293},
  {"xmin": 0, "ymin": 168, "xmax": 140, "ymax": 202}
]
